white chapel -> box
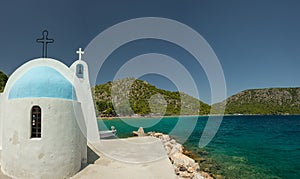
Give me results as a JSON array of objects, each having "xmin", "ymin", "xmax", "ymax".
[
  {"xmin": 0, "ymin": 46, "xmax": 99, "ymax": 178},
  {"xmin": 0, "ymin": 31, "xmax": 179, "ymax": 179}
]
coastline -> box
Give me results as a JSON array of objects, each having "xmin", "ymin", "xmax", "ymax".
[
  {"xmin": 141, "ymin": 131, "xmax": 214, "ymax": 179},
  {"xmin": 98, "ymin": 114, "xmax": 201, "ymax": 120},
  {"xmin": 98, "ymin": 113, "xmax": 300, "ymax": 120}
]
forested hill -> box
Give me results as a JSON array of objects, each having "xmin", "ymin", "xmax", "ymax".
[
  {"xmin": 93, "ymin": 78, "xmax": 211, "ymax": 117},
  {"xmin": 1, "ymin": 70, "xmax": 299, "ymax": 115},
  {"xmin": 213, "ymin": 88, "xmax": 300, "ymax": 115},
  {"xmin": 0, "ymin": 71, "xmax": 8, "ymax": 92}
]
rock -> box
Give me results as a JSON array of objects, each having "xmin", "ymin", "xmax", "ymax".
[
  {"xmin": 169, "ymin": 145, "xmax": 183, "ymax": 162},
  {"xmin": 164, "ymin": 145, "xmax": 172, "ymax": 155},
  {"xmin": 193, "ymin": 173, "xmax": 205, "ymax": 179},
  {"xmin": 147, "ymin": 131, "xmax": 155, "ymax": 136},
  {"xmin": 160, "ymin": 134, "xmax": 170, "ymax": 141},
  {"xmin": 183, "ymin": 149, "xmax": 191, "ymax": 155},
  {"xmin": 172, "ymin": 153, "xmax": 195, "ymax": 168},
  {"xmin": 203, "ymin": 167, "xmax": 210, "ymax": 172},
  {"xmin": 199, "ymin": 172, "xmax": 213, "ymax": 179},
  {"xmin": 164, "ymin": 141, "xmax": 172, "ymax": 148},
  {"xmin": 132, "ymin": 127, "xmax": 145, "ymax": 136},
  {"xmin": 170, "ymin": 143, "xmax": 183, "ymax": 155},
  {"xmin": 187, "ymin": 166, "xmax": 194, "ymax": 173},
  {"xmin": 179, "ymin": 171, "xmax": 191, "ymax": 178},
  {"xmin": 170, "ymin": 139, "xmax": 177, "ymax": 144},
  {"xmin": 192, "ymin": 163, "xmax": 200, "ymax": 171},
  {"xmin": 132, "ymin": 131, "xmax": 139, "ymax": 136},
  {"xmin": 141, "ymin": 131, "xmax": 209, "ymax": 179},
  {"xmin": 179, "ymin": 166, "xmax": 187, "ymax": 172},
  {"xmin": 137, "ymin": 127, "xmax": 145, "ymax": 135},
  {"xmin": 154, "ymin": 132, "xmax": 163, "ymax": 137},
  {"xmin": 174, "ymin": 167, "xmax": 180, "ymax": 175}
]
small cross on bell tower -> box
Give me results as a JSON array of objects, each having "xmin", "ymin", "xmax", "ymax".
[
  {"xmin": 75, "ymin": 48, "xmax": 85, "ymax": 78},
  {"xmin": 36, "ymin": 30, "xmax": 54, "ymax": 58},
  {"xmin": 76, "ymin": 48, "xmax": 84, "ymax": 61}
]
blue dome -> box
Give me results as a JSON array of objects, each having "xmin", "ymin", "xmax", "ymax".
[{"xmin": 9, "ymin": 66, "xmax": 77, "ymax": 100}]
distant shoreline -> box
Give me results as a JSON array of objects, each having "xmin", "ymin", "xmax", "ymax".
[
  {"xmin": 98, "ymin": 113, "xmax": 300, "ymax": 120},
  {"xmin": 98, "ymin": 115, "xmax": 200, "ymax": 120}
]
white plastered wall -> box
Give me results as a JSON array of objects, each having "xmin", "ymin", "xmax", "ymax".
[
  {"xmin": 1, "ymin": 98, "xmax": 86, "ymax": 179},
  {"xmin": 70, "ymin": 60, "xmax": 99, "ymax": 143}
]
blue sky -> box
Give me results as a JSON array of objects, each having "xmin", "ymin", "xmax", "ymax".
[{"xmin": 0, "ymin": 0, "xmax": 299, "ymax": 104}]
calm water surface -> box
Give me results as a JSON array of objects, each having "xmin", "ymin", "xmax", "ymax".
[{"xmin": 99, "ymin": 115, "xmax": 300, "ymax": 179}]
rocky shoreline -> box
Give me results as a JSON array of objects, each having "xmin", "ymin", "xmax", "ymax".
[{"xmin": 133, "ymin": 128, "xmax": 214, "ymax": 179}]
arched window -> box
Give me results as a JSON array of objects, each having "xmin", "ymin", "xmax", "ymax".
[
  {"xmin": 76, "ymin": 64, "xmax": 84, "ymax": 78},
  {"xmin": 31, "ymin": 106, "xmax": 41, "ymax": 138}
]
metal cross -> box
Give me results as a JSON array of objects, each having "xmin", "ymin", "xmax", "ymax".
[
  {"xmin": 36, "ymin": 30, "xmax": 54, "ymax": 58},
  {"xmin": 76, "ymin": 48, "xmax": 84, "ymax": 60}
]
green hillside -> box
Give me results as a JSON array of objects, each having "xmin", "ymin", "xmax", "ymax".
[
  {"xmin": 213, "ymin": 88, "xmax": 300, "ymax": 115},
  {"xmin": 1, "ymin": 69, "xmax": 299, "ymax": 116},
  {"xmin": 0, "ymin": 71, "xmax": 8, "ymax": 92},
  {"xmin": 93, "ymin": 78, "xmax": 211, "ymax": 117}
]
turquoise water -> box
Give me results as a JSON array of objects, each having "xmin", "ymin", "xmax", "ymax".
[{"xmin": 98, "ymin": 115, "xmax": 300, "ymax": 179}]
